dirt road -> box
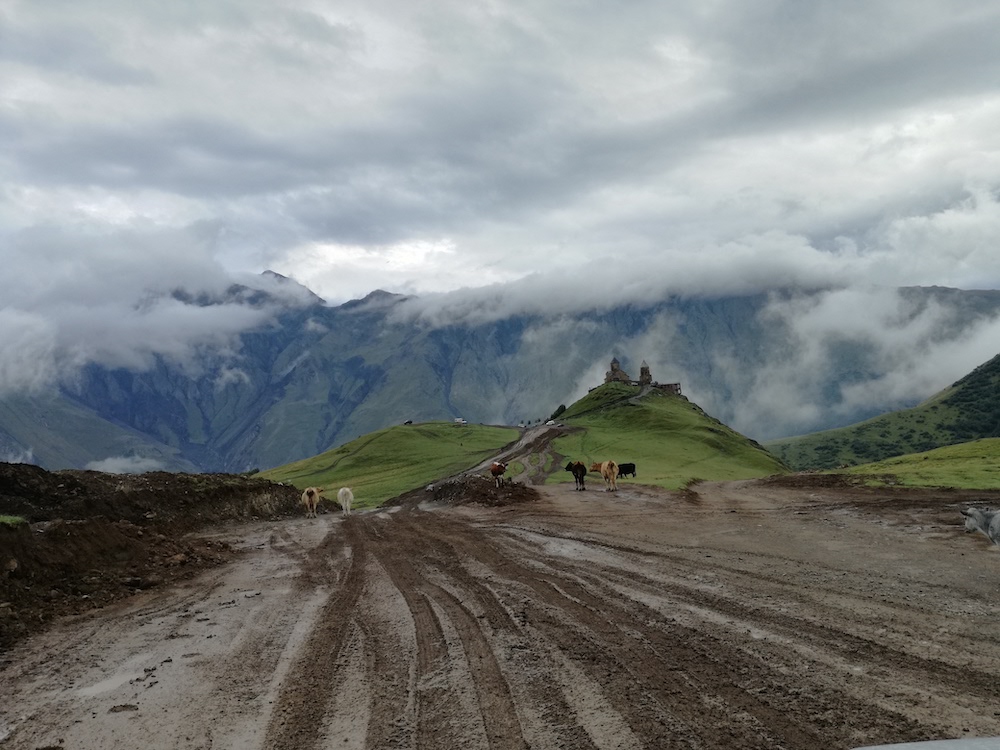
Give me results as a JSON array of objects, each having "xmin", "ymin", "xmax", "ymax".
[{"xmin": 3, "ymin": 477, "xmax": 1000, "ymax": 749}]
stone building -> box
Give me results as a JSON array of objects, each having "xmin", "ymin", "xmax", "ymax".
[
  {"xmin": 600, "ymin": 357, "xmax": 682, "ymax": 395},
  {"xmin": 604, "ymin": 357, "xmax": 632, "ymax": 384},
  {"xmin": 639, "ymin": 361, "xmax": 652, "ymax": 386}
]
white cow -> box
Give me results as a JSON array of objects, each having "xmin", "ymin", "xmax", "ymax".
[{"xmin": 961, "ymin": 507, "xmax": 1000, "ymax": 546}]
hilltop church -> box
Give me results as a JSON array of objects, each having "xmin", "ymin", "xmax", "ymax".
[{"xmin": 604, "ymin": 358, "xmax": 681, "ymax": 394}]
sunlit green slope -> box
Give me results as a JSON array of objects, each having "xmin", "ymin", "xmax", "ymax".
[
  {"xmin": 551, "ymin": 383, "xmax": 788, "ymax": 490},
  {"xmin": 838, "ymin": 437, "xmax": 1000, "ymax": 489},
  {"xmin": 261, "ymin": 421, "xmax": 518, "ymax": 508}
]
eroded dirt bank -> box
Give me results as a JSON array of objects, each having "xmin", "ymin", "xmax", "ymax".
[{"xmin": 3, "ymin": 475, "xmax": 1000, "ymax": 749}]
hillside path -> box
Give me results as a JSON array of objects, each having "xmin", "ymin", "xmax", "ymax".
[{"xmin": 3, "ymin": 478, "xmax": 1000, "ymax": 749}]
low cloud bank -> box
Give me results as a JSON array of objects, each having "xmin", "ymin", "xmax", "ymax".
[
  {"xmin": 84, "ymin": 455, "xmax": 168, "ymax": 474},
  {"xmin": 0, "ymin": 226, "xmax": 313, "ymax": 397},
  {"xmin": 732, "ymin": 288, "xmax": 1000, "ymax": 440},
  {"xmin": 0, "ymin": 447, "xmax": 35, "ymax": 465},
  {"xmin": 390, "ymin": 188, "xmax": 1000, "ymax": 329}
]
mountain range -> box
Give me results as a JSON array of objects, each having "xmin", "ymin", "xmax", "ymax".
[{"xmin": 4, "ymin": 275, "xmax": 1000, "ymax": 473}]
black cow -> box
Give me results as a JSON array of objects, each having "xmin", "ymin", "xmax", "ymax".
[
  {"xmin": 617, "ymin": 462, "xmax": 636, "ymax": 478},
  {"xmin": 565, "ymin": 461, "xmax": 587, "ymax": 490}
]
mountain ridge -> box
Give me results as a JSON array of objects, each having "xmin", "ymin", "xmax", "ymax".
[{"xmin": 4, "ymin": 281, "xmax": 1000, "ymax": 473}]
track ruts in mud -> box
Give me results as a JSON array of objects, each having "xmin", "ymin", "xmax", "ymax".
[
  {"xmin": 263, "ymin": 522, "xmax": 366, "ymax": 750},
  {"xmin": 251, "ymin": 504, "xmax": 959, "ymax": 749}
]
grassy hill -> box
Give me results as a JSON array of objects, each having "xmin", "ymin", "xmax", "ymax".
[
  {"xmin": 261, "ymin": 421, "xmax": 519, "ymax": 509},
  {"xmin": 838, "ymin": 438, "xmax": 1000, "ymax": 489},
  {"xmin": 766, "ymin": 351, "xmax": 1000, "ymax": 471},
  {"xmin": 552, "ymin": 383, "xmax": 788, "ymax": 490},
  {"xmin": 261, "ymin": 383, "xmax": 790, "ymax": 506}
]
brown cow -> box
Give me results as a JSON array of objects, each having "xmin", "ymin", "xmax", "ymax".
[{"xmin": 489, "ymin": 461, "xmax": 507, "ymax": 488}]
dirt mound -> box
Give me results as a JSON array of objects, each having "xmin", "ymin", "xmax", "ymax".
[
  {"xmin": 389, "ymin": 474, "xmax": 541, "ymax": 509},
  {"xmin": 0, "ymin": 464, "xmax": 299, "ymax": 527},
  {"xmin": 0, "ymin": 462, "xmax": 302, "ymax": 651}
]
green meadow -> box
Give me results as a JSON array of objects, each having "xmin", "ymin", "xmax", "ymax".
[{"xmin": 262, "ymin": 421, "xmax": 519, "ymax": 508}]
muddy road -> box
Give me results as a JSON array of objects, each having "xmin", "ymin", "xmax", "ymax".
[{"xmin": 3, "ymin": 477, "xmax": 1000, "ymax": 749}]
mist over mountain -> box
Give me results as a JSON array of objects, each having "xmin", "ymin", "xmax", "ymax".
[{"xmin": 3, "ymin": 275, "xmax": 1000, "ymax": 473}]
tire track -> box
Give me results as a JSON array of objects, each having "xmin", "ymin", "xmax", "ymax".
[
  {"xmin": 360, "ymin": 514, "xmax": 458, "ymax": 749},
  {"xmin": 262, "ymin": 521, "xmax": 367, "ymax": 750},
  {"xmin": 366, "ymin": 511, "xmax": 600, "ymax": 750},
  {"xmin": 497, "ymin": 528, "xmax": 936, "ymax": 748},
  {"xmin": 420, "ymin": 581, "xmax": 527, "ymax": 750}
]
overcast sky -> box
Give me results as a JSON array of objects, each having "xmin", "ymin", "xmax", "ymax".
[{"xmin": 5, "ymin": 1, "xmax": 1000, "ymax": 401}]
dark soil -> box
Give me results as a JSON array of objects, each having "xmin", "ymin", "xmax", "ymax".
[
  {"xmin": 0, "ymin": 463, "xmax": 301, "ymax": 651},
  {"xmin": 388, "ymin": 474, "xmax": 541, "ymax": 509}
]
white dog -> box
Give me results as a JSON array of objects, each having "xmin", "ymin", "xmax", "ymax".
[
  {"xmin": 337, "ymin": 487, "xmax": 354, "ymax": 516},
  {"xmin": 961, "ymin": 507, "xmax": 1000, "ymax": 546}
]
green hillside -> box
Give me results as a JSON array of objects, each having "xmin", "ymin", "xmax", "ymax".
[
  {"xmin": 552, "ymin": 383, "xmax": 788, "ymax": 490},
  {"xmin": 839, "ymin": 438, "xmax": 1000, "ymax": 489},
  {"xmin": 261, "ymin": 421, "xmax": 519, "ymax": 508},
  {"xmin": 767, "ymin": 351, "xmax": 1000, "ymax": 471}
]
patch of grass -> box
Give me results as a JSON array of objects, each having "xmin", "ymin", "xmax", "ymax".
[
  {"xmin": 261, "ymin": 421, "xmax": 518, "ymax": 507},
  {"xmin": 560, "ymin": 383, "xmax": 639, "ymax": 419},
  {"xmin": 551, "ymin": 386, "xmax": 787, "ymax": 490},
  {"xmin": 0, "ymin": 515, "xmax": 27, "ymax": 527},
  {"xmin": 836, "ymin": 438, "xmax": 1000, "ymax": 489}
]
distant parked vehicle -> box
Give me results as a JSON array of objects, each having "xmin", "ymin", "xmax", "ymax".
[
  {"xmin": 403, "ymin": 420, "xmax": 413, "ymax": 425},
  {"xmin": 545, "ymin": 420, "xmax": 556, "ymax": 425}
]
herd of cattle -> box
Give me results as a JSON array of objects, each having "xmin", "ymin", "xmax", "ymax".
[
  {"xmin": 487, "ymin": 459, "xmax": 636, "ymax": 492},
  {"xmin": 562, "ymin": 459, "xmax": 635, "ymax": 492}
]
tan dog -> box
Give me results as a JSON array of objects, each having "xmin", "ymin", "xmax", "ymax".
[{"xmin": 301, "ymin": 487, "xmax": 324, "ymax": 518}]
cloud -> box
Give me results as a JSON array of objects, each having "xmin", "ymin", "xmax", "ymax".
[
  {"xmin": 0, "ymin": 447, "xmax": 35, "ymax": 465},
  {"xmin": 723, "ymin": 287, "xmax": 1000, "ymax": 439},
  {"xmin": 84, "ymin": 455, "xmax": 167, "ymax": 474},
  {"xmin": 0, "ymin": 309, "xmax": 59, "ymax": 395},
  {"xmin": 0, "ymin": 224, "xmax": 305, "ymax": 394}
]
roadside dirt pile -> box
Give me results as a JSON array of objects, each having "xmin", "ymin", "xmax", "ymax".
[
  {"xmin": 0, "ymin": 463, "xmax": 302, "ymax": 651},
  {"xmin": 389, "ymin": 474, "xmax": 541, "ymax": 509}
]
